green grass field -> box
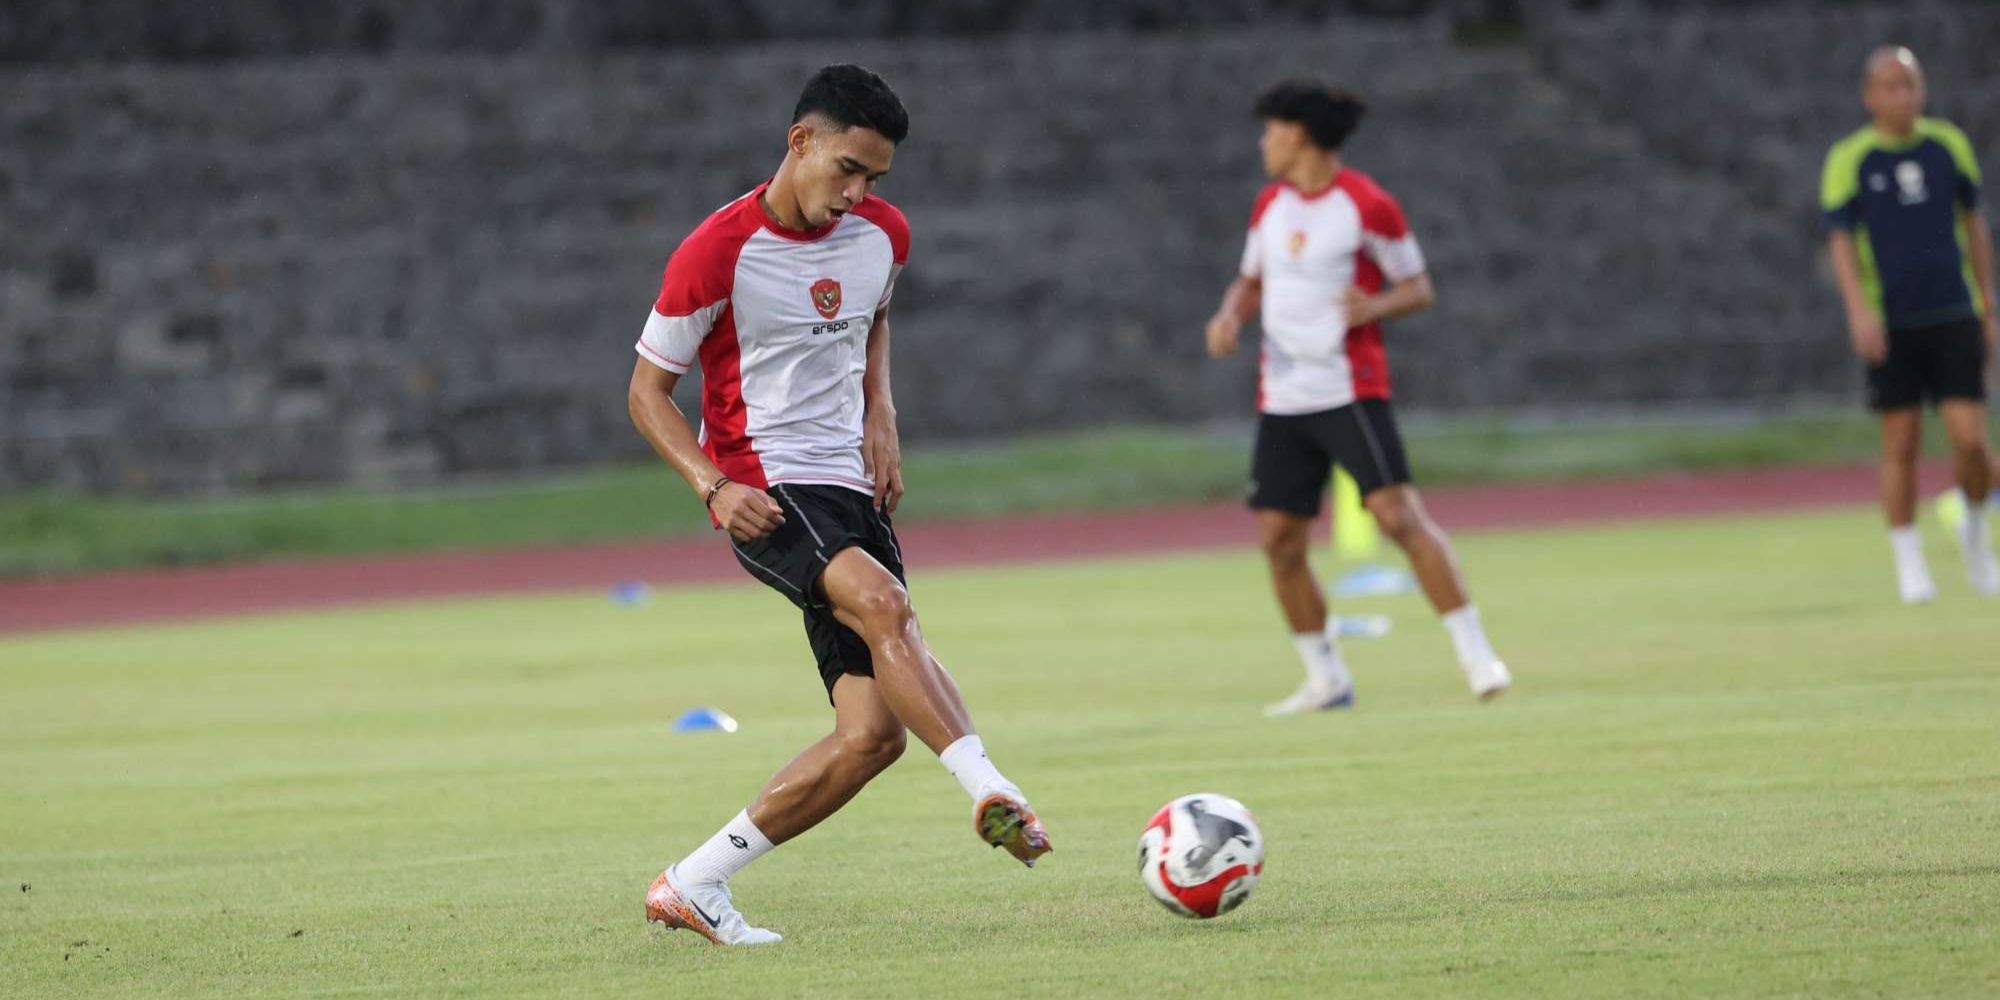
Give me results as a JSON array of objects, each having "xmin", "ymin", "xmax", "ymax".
[
  {"xmin": 4, "ymin": 506, "xmax": 1997, "ymax": 998},
  {"xmin": 0, "ymin": 413, "xmax": 1925, "ymax": 577}
]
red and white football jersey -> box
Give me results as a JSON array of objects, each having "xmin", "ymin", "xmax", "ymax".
[
  {"xmin": 1238, "ymin": 170, "xmax": 1426, "ymax": 414},
  {"xmin": 637, "ymin": 183, "xmax": 908, "ymax": 495}
]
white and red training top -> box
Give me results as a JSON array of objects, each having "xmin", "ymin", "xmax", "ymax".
[
  {"xmin": 1238, "ymin": 169, "xmax": 1426, "ymax": 415},
  {"xmin": 636, "ymin": 183, "xmax": 908, "ymax": 495}
]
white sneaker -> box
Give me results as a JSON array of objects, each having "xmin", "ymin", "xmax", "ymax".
[
  {"xmin": 1464, "ymin": 659, "xmax": 1511, "ymax": 701},
  {"xmin": 645, "ymin": 866, "xmax": 782, "ymax": 946},
  {"xmin": 1959, "ymin": 520, "xmax": 2000, "ymax": 597},
  {"xmin": 1263, "ymin": 680, "xmax": 1354, "ymax": 716},
  {"xmin": 1898, "ymin": 566, "xmax": 1939, "ymax": 605}
]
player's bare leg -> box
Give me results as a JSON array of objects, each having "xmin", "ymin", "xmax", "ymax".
[
  {"xmin": 1939, "ymin": 400, "xmax": 1994, "ymax": 503},
  {"xmin": 820, "ymin": 549, "xmax": 970, "ymax": 752},
  {"xmin": 647, "ymin": 674, "xmax": 904, "ymax": 946},
  {"xmin": 1939, "ymin": 400, "xmax": 1999, "ymax": 594},
  {"xmin": 1258, "ymin": 510, "xmax": 1328, "ymax": 632},
  {"xmin": 1364, "ymin": 486, "xmax": 1466, "ymax": 612},
  {"xmin": 1256, "ymin": 510, "xmax": 1353, "ymax": 714},
  {"xmin": 1880, "ymin": 407, "xmax": 1924, "ymax": 526},
  {"xmin": 1366, "ymin": 485, "xmax": 1510, "ymax": 699},
  {"xmin": 1879, "ymin": 407, "xmax": 1936, "ymax": 602},
  {"xmin": 748, "ymin": 675, "xmax": 906, "ymax": 843},
  {"xmin": 820, "ymin": 547, "xmax": 1050, "ymax": 866}
]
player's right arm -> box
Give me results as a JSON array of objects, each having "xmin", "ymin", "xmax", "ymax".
[
  {"xmin": 1822, "ymin": 138, "xmax": 1886, "ymax": 364},
  {"xmin": 628, "ymin": 227, "xmax": 785, "ymax": 541},
  {"xmin": 1209, "ymin": 186, "xmax": 1277, "ymax": 359},
  {"xmin": 627, "ymin": 361, "xmax": 784, "ymax": 541},
  {"xmin": 1206, "ymin": 275, "xmax": 1261, "ymax": 359},
  {"xmin": 1826, "ymin": 231, "xmax": 1885, "ymax": 364},
  {"xmin": 1964, "ymin": 209, "xmax": 1998, "ymax": 365}
]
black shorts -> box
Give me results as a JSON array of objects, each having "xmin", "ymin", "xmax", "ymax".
[
  {"xmin": 1868, "ymin": 317, "xmax": 1989, "ymax": 411},
  {"xmin": 1248, "ymin": 399, "xmax": 1413, "ymax": 518},
  {"xmin": 727, "ymin": 483, "xmax": 906, "ymax": 700}
]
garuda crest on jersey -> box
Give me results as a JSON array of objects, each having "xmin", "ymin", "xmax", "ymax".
[{"xmin": 809, "ymin": 278, "xmax": 842, "ymax": 319}]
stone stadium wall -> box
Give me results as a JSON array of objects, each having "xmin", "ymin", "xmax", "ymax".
[{"xmin": 8, "ymin": 7, "xmax": 1968, "ymax": 491}]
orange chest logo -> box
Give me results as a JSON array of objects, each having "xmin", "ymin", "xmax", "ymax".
[
  {"xmin": 1287, "ymin": 231, "xmax": 1309, "ymax": 257},
  {"xmin": 809, "ymin": 278, "xmax": 842, "ymax": 319}
]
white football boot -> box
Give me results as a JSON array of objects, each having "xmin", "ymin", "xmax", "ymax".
[
  {"xmin": 645, "ymin": 866, "xmax": 782, "ymax": 946},
  {"xmin": 1959, "ymin": 514, "xmax": 2000, "ymax": 597},
  {"xmin": 1464, "ymin": 659, "xmax": 1512, "ymax": 701},
  {"xmin": 1897, "ymin": 562, "xmax": 1939, "ymax": 605},
  {"xmin": 1262, "ymin": 680, "xmax": 1354, "ymax": 716}
]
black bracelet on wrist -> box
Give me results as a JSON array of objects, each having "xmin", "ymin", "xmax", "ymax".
[{"xmin": 703, "ymin": 476, "xmax": 733, "ymax": 509}]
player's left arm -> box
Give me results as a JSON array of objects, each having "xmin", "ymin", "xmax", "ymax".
[
  {"xmin": 1962, "ymin": 208, "xmax": 1997, "ymax": 354},
  {"xmin": 1941, "ymin": 123, "xmax": 1996, "ymax": 354},
  {"xmin": 862, "ymin": 304, "xmax": 904, "ymax": 514},
  {"xmin": 1346, "ymin": 185, "xmax": 1434, "ymax": 328},
  {"xmin": 1345, "ymin": 273, "xmax": 1435, "ymax": 328}
]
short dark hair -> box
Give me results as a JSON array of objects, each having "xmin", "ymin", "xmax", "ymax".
[
  {"xmin": 793, "ymin": 64, "xmax": 910, "ymax": 144},
  {"xmin": 1254, "ymin": 78, "xmax": 1367, "ymax": 151}
]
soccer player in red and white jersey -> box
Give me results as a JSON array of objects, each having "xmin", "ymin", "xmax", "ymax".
[
  {"xmin": 1204, "ymin": 79, "xmax": 1512, "ymax": 714},
  {"xmin": 627, "ymin": 65, "xmax": 1049, "ymax": 946}
]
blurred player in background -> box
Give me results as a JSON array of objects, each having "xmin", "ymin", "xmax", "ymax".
[
  {"xmin": 1822, "ymin": 46, "xmax": 2000, "ymax": 603},
  {"xmin": 627, "ymin": 65, "xmax": 1050, "ymax": 946},
  {"xmin": 1204, "ymin": 79, "xmax": 1512, "ymax": 715}
]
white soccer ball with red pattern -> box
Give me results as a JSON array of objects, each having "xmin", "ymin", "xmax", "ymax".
[{"xmin": 1137, "ymin": 793, "xmax": 1264, "ymax": 918}]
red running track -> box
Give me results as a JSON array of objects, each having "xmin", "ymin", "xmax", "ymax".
[{"xmin": 0, "ymin": 462, "xmax": 1945, "ymax": 635}]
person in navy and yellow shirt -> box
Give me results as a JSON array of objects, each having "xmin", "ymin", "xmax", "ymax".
[{"xmin": 1823, "ymin": 46, "xmax": 2000, "ymax": 602}]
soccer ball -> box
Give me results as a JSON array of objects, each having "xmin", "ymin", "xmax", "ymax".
[{"xmin": 1137, "ymin": 793, "xmax": 1265, "ymax": 918}]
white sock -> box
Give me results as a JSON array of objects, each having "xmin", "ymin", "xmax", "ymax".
[
  {"xmin": 1960, "ymin": 504, "xmax": 1992, "ymax": 554},
  {"xmin": 940, "ymin": 734, "xmax": 1011, "ymax": 800},
  {"xmin": 675, "ymin": 809, "xmax": 774, "ymax": 887},
  {"xmin": 1441, "ymin": 605, "xmax": 1498, "ymax": 670},
  {"xmin": 1292, "ymin": 631, "xmax": 1352, "ymax": 691},
  {"xmin": 1889, "ymin": 525, "xmax": 1928, "ymax": 574}
]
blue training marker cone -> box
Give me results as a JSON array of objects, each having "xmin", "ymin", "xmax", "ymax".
[
  {"xmin": 1333, "ymin": 564, "xmax": 1416, "ymax": 598},
  {"xmin": 672, "ymin": 707, "xmax": 739, "ymax": 734},
  {"xmin": 1330, "ymin": 614, "xmax": 1393, "ymax": 640}
]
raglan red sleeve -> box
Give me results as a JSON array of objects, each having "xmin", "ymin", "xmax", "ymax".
[
  {"xmin": 1354, "ymin": 182, "xmax": 1426, "ymax": 283},
  {"xmin": 636, "ymin": 225, "xmax": 740, "ymax": 374}
]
